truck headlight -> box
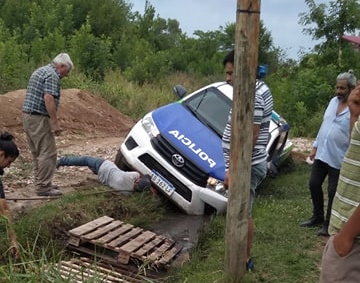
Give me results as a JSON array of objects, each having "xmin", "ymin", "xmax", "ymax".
[{"xmin": 141, "ymin": 115, "xmax": 160, "ymax": 138}]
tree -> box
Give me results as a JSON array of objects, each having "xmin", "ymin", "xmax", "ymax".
[
  {"xmin": 299, "ymin": 0, "xmax": 360, "ymax": 66},
  {"xmin": 217, "ymin": 21, "xmax": 284, "ymax": 74},
  {"xmin": 70, "ymin": 19, "xmax": 112, "ymax": 82}
]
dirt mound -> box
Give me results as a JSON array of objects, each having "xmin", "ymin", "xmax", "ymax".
[
  {"xmin": 0, "ymin": 89, "xmax": 136, "ymax": 213},
  {"xmin": 0, "ymin": 89, "xmax": 135, "ymax": 151}
]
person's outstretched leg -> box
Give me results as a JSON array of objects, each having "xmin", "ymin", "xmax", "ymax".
[{"xmin": 57, "ymin": 156, "xmax": 105, "ymax": 174}]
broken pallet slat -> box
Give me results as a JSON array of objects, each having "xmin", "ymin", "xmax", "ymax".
[
  {"xmin": 132, "ymin": 234, "xmax": 167, "ymax": 258},
  {"xmin": 155, "ymin": 242, "xmax": 184, "ymax": 267},
  {"xmin": 117, "ymin": 230, "xmax": 157, "ymax": 264},
  {"xmin": 147, "ymin": 240, "xmax": 174, "ymax": 262}
]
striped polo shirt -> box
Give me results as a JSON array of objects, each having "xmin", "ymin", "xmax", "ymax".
[
  {"xmin": 222, "ymin": 80, "xmax": 273, "ymax": 169},
  {"xmin": 329, "ymin": 120, "xmax": 360, "ymax": 240}
]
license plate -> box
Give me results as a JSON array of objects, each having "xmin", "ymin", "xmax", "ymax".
[{"xmin": 150, "ymin": 171, "xmax": 175, "ymax": 196}]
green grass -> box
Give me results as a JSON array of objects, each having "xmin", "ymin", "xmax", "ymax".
[
  {"xmin": 0, "ymin": 186, "xmax": 166, "ymax": 282},
  {"xmin": 0, "ymin": 156, "xmax": 326, "ymax": 282},
  {"xmin": 166, "ymin": 157, "xmax": 326, "ymax": 283}
]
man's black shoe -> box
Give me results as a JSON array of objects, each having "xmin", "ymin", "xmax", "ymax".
[
  {"xmin": 317, "ymin": 225, "xmax": 329, "ymax": 237},
  {"xmin": 300, "ymin": 216, "xmax": 324, "ymax": 227}
]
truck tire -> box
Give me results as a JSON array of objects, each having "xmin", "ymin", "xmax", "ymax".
[{"xmin": 114, "ymin": 149, "xmax": 131, "ymax": 171}]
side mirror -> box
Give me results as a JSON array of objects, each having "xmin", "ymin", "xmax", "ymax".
[{"xmin": 173, "ymin": 85, "xmax": 187, "ymax": 99}]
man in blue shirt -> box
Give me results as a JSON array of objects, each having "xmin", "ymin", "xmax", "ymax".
[{"xmin": 300, "ymin": 71, "xmax": 357, "ymax": 236}]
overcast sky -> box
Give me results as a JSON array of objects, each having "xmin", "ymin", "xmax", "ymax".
[{"xmin": 129, "ymin": 0, "xmax": 332, "ymax": 60}]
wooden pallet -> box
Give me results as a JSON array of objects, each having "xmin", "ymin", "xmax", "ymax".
[
  {"xmin": 46, "ymin": 257, "xmax": 151, "ymax": 283},
  {"xmin": 67, "ymin": 216, "xmax": 182, "ymax": 269}
]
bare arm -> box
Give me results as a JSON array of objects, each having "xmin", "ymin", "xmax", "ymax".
[
  {"xmin": 253, "ymin": 124, "xmax": 260, "ymax": 148},
  {"xmin": 309, "ymin": 147, "xmax": 317, "ymax": 160},
  {"xmin": 333, "ymin": 204, "xmax": 360, "ymax": 257},
  {"xmin": 44, "ymin": 93, "xmax": 61, "ymax": 136},
  {"xmin": 0, "ymin": 199, "xmax": 19, "ymax": 259},
  {"xmin": 348, "ymin": 86, "xmax": 360, "ymax": 135}
]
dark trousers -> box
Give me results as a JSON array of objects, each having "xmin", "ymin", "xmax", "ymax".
[{"xmin": 309, "ymin": 159, "xmax": 340, "ymax": 225}]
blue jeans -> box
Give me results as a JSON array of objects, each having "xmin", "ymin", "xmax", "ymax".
[
  {"xmin": 58, "ymin": 156, "xmax": 105, "ymax": 175},
  {"xmin": 249, "ymin": 161, "xmax": 267, "ymax": 216}
]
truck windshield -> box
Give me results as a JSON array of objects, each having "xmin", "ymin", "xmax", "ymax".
[{"xmin": 184, "ymin": 87, "xmax": 231, "ymax": 136}]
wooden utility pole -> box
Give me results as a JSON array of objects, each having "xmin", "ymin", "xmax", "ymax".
[{"xmin": 224, "ymin": 0, "xmax": 261, "ymax": 281}]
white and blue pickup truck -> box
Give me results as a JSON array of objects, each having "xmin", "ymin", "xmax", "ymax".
[{"xmin": 115, "ymin": 82, "xmax": 293, "ymax": 215}]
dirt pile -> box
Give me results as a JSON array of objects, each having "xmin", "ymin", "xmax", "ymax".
[
  {"xmin": 0, "ymin": 89, "xmax": 135, "ymax": 151},
  {"xmin": 0, "ymin": 89, "xmax": 136, "ymax": 213}
]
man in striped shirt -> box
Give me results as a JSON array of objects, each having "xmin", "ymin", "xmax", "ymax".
[
  {"xmin": 320, "ymin": 85, "xmax": 360, "ymax": 283},
  {"xmin": 221, "ymin": 50, "xmax": 273, "ymax": 271}
]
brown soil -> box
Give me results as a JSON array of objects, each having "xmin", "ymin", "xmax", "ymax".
[{"xmin": 0, "ymin": 89, "xmax": 136, "ymax": 213}]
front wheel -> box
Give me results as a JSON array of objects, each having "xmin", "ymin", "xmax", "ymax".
[{"xmin": 114, "ymin": 149, "xmax": 131, "ymax": 171}]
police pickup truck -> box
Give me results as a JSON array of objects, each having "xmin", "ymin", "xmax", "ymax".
[{"xmin": 115, "ymin": 82, "xmax": 293, "ymax": 215}]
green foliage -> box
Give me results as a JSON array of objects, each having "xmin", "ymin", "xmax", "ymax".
[
  {"xmin": 28, "ymin": 29, "xmax": 67, "ymax": 65},
  {"xmin": 123, "ymin": 49, "xmax": 171, "ymax": 85},
  {"xmin": 0, "ymin": 0, "xmax": 283, "ymax": 89},
  {"xmin": 0, "ymin": 36, "xmax": 29, "ymax": 92},
  {"xmin": 70, "ymin": 19, "xmax": 112, "ymax": 82},
  {"xmin": 267, "ymin": 62, "xmax": 355, "ymax": 137},
  {"xmin": 299, "ymin": 0, "xmax": 360, "ymax": 67},
  {"xmin": 0, "ymin": 0, "xmax": 360, "ymax": 137},
  {"xmin": 80, "ymin": 71, "xmax": 208, "ymax": 120}
]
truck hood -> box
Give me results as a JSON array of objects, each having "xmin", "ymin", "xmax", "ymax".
[{"xmin": 152, "ymin": 103, "xmax": 225, "ymax": 181}]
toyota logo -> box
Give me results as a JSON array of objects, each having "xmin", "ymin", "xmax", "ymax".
[{"xmin": 172, "ymin": 153, "xmax": 185, "ymax": 168}]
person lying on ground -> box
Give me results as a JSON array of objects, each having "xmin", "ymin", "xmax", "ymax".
[
  {"xmin": 56, "ymin": 155, "xmax": 151, "ymax": 192},
  {"xmin": 0, "ymin": 132, "xmax": 20, "ymax": 259}
]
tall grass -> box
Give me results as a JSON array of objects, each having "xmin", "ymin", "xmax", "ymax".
[{"xmin": 62, "ymin": 71, "xmax": 219, "ymax": 120}]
